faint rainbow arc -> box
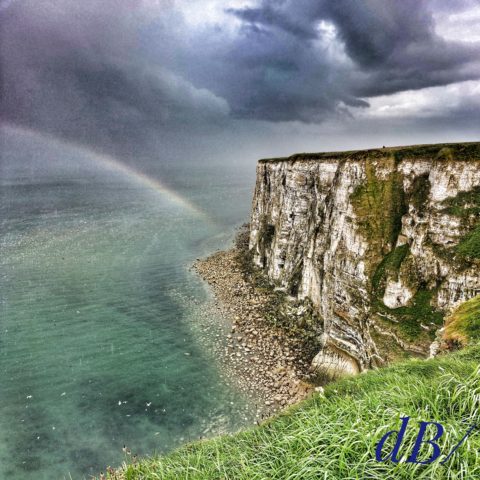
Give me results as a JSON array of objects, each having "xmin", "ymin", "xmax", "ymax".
[{"xmin": 1, "ymin": 123, "xmax": 212, "ymax": 222}]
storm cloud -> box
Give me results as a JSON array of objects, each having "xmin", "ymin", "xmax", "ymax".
[
  {"xmin": 0, "ymin": 0, "xmax": 479, "ymax": 158},
  {"xmin": 0, "ymin": 0, "xmax": 230, "ymax": 155},
  {"xmin": 226, "ymin": 0, "xmax": 480, "ymax": 117}
]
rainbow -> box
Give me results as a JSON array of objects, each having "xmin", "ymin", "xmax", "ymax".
[{"xmin": 1, "ymin": 122, "xmax": 212, "ymax": 222}]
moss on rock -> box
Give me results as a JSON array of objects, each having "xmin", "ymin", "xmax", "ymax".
[
  {"xmin": 457, "ymin": 226, "xmax": 480, "ymax": 259},
  {"xmin": 370, "ymin": 245, "xmax": 444, "ymax": 342},
  {"xmin": 351, "ymin": 157, "xmax": 407, "ymax": 265},
  {"xmin": 444, "ymin": 295, "xmax": 480, "ymax": 347},
  {"xmin": 371, "ymin": 244, "xmax": 410, "ymax": 295},
  {"xmin": 439, "ymin": 186, "xmax": 480, "ymax": 260},
  {"xmin": 441, "ymin": 186, "xmax": 480, "ymax": 218}
]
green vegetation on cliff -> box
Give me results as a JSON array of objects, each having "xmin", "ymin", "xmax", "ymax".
[
  {"xmin": 376, "ymin": 288, "xmax": 444, "ymax": 341},
  {"xmin": 104, "ymin": 343, "xmax": 480, "ymax": 480},
  {"xmin": 351, "ymin": 157, "xmax": 407, "ymax": 259},
  {"xmin": 444, "ymin": 295, "xmax": 480, "ymax": 347},
  {"xmin": 457, "ymin": 226, "xmax": 480, "ymax": 260},
  {"xmin": 441, "ymin": 186, "xmax": 480, "ymax": 218},
  {"xmin": 259, "ymin": 142, "xmax": 480, "ymax": 164},
  {"xmin": 352, "ymin": 162, "xmax": 444, "ymax": 343},
  {"xmin": 371, "ymin": 244, "xmax": 410, "ymax": 293},
  {"xmin": 441, "ymin": 186, "xmax": 480, "ymax": 260},
  {"xmin": 370, "ymin": 245, "xmax": 443, "ymax": 341}
]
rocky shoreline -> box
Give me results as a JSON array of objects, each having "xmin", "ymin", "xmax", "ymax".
[{"xmin": 194, "ymin": 248, "xmax": 318, "ymax": 418}]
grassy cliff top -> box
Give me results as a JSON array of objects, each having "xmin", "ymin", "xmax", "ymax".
[
  {"xmin": 259, "ymin": 141, "xmax": 480, "ymax": 164},
  {"xmin": 105, "ymin": 343, "xmax": 480, "ymax": 479}
]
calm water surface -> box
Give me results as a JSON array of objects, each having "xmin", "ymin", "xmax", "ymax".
[{"xmin": 0, "ymin": 127, "xmax": 255, "ymax": 479}]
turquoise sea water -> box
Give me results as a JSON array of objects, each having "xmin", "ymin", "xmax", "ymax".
[{"xmin": 0, "ymin": 127, "xmax": 255, "ymax": 479}]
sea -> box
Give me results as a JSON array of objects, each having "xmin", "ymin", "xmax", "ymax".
[{"xmin": 0, "ymin": 125, "xmax": 256, "ymax": 479}]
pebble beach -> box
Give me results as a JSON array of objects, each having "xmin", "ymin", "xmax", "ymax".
[{"xmin": 194, "ymin": 249, "xmax": 317, "ymax": 418}]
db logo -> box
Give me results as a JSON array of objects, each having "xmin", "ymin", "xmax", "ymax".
[{"xmin": 375, "ymin": 416, "xmax": 477, "ymax": 464}]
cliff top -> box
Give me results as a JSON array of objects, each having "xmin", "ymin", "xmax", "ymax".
[{"xmin": 259, "ymin": 141, "xmax": 480, "ymax": 164}]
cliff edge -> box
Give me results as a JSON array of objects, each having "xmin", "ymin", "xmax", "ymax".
[{"xmin": 249, "ymin": 143, "xmax": 480, "ymax": 379}]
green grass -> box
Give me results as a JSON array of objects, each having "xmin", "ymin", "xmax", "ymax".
[
  {"xmin": 105, "ymin": 344, "xmax": 480, "ymax": 480},
  {"xmin": 259, "ymin": 142, "xmax": 480, "ymax": 164},
  {"xmin": 444, "ymin": 295, "xmax": 480, "ymax": 346}
]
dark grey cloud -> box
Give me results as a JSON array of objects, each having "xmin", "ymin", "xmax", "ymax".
[
  {"xmin": 193, "ymin": 26, "xmax": 354, "ymax": 123},
  {"xmin": 0, "ymin": 0, "xmax": 228, "ymax": 157},
  {"xmin": 225, "ymin": 4, "xmax": 317, "ymax": 41},
  {"xmin": 326, "ymin": 0, "xmax": 480, "ymax": 96},
  {"xmin": 225, "ymin": 0, "xmax": 480, "ymax": 119},
  {"xmin": 0, "ymin": 0, "xmax": 479, "ymax": 160}
]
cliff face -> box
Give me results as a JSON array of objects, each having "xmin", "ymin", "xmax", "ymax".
[{"xmin": 249, "ymin": 144, "xmax": 480, "ymax": 379}]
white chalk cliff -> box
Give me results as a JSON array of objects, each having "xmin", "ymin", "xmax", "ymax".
[{"xmin": 249, "ymin": 144, "xmax": 480, "ymax": 379}]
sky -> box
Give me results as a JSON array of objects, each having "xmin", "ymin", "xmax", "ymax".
[{"xmin": 1, "ymin": 0, "xmax": 480, "ymax": 168}]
